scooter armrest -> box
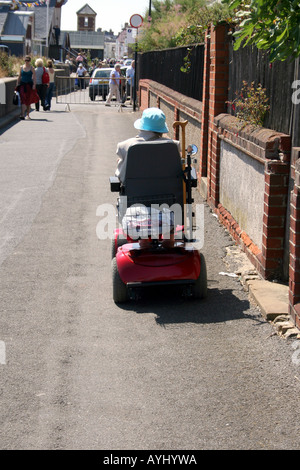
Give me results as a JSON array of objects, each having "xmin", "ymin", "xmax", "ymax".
[{"xmin": 110, "ymin": 176, "xmax": 121, "ymax": 192}]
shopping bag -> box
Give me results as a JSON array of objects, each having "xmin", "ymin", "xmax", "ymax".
[
  {"xmin": 42, "ymin": 67, "xmax": 50, "ymax": 84},
  {"xmin": 12, "ymin": 91, "xmax": 20, "ymax": 106}
]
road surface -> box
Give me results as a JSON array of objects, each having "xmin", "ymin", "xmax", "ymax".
[{"xmin": 0, "ymin": 101, "xmax": 300, "ymax": 450}]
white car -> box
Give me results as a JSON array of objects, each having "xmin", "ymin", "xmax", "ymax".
[{"xmin": 89, "ymin": 68, "xmax": 111, "ymax": 101}]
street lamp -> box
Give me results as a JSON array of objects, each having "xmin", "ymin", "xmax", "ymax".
[
  {"xmin": 130, "ymin": 14, "xmax": 143, "ymax": 111},
  {"xmin": 148, "ymin": 0, "xmax": 152, "ymax": 22}
]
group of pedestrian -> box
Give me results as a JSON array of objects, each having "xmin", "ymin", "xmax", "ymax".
[
  {"xmin": 105, "ymin": 60, "xmax": 135, "ymax": 107},
  {"xmin": 16, "ymin": 56, "xmax": 55, "ymax": 120},
  {"xmin": 16, "ymin": 54, "xmax": 135, "ymax": 118}
]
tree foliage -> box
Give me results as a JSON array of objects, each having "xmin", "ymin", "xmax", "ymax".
[
  {"xmin": 0, "ymin": 52, "xmax": 22, "ymax": 78},
  {"xmin": 174, "ymin": 2, "xmax": 231, "ymax": 47},
  {"xmin": 138, "ymin": 0, "xmax": 230, "ymax": 52},
  {"xmin": 223, "ymin": 0, "xmax": 300, "ymax": 61}
]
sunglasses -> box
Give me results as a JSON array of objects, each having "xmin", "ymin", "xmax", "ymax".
[{"xmin": 25, "ymin": 59, "xmax": 30, "ymax": 62}]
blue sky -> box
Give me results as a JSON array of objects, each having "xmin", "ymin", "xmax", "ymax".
[{"xmin": 61, "ymin": 0, "xmax": 151, "ymax": 34}]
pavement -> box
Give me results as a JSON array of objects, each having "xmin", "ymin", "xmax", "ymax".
[
  {"xmin": 221, "ymin": 244, "xmax": 299, "ymax": 339},
  {"xmin": 0, "ymin": 107, "xmax": 299, "ymax": 340}
]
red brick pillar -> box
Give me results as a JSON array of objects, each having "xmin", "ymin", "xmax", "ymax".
[
  {"xmin": 289, "ymin": 149, "xmax": 300, "ymax": 330},
  {"xmin": 262, "ymin": 159, "xmax": 290, "ymax": 279},
  {"xmin": 199, "ymin": 28, "xmax": 211, "ymax": 179},
  {"xmin": 205, "ymin": 23, "xmax": 229, "ymax": 208}
]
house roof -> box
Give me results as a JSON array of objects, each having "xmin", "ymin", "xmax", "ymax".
[
  {"xmin": 76, "ymin": 3, "xmax": 96, "ymax": 16},
  {"xmin": 3, "ymin": 10, "xmax": 33, "ymax": 36},
  {"xmin": 62, "ymin": 29, "xmax": 103, "ymax": 49},
  {"xmin": 0, "ymin": 0, "xmax": 56, "ymax": 39},
  {"xmin": 18, "ymin": 0, "xmax": 56, "ymax": 39},
  {"xmin": 0, "ymin": 3, "xmax": 10, "ymax": 34}
]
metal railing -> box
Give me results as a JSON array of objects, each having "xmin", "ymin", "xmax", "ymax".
[{"xmin": 55, "ymin": 76, "xmax": 133, "ymax": 106}]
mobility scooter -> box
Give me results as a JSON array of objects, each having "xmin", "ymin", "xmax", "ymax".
[{"xmin": 109, "ymin": 133, "xmax": 207, "ymax": 303}]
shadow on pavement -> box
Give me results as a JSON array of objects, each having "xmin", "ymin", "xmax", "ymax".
[{"xmin": 117, "ymin": 285, "xmax": 262, "ymax": 326}]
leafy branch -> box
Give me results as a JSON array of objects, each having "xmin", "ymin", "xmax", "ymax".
[
  {"xmin": 222, "ymin": 0, "xmax": 300, "ymax": 61},
  {"xmin": 227, "ymin": 80, "xmax": 270, "ymax": 127}
]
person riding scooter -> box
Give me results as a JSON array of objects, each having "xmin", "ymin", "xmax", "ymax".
[
  {"xmin": 114, "ymin": 108, "xmax": 181, "ymax": 249},
  {"xmin": 115, "ymin": 107, "xmax": 180, "ymax": 184},
  {"xmin": 110, "ymin": 115, "xmax": 206, "ymax": 303}
]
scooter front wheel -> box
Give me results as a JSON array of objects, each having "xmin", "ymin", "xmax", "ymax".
[
  {"xmin": 111, "ymin": 235, "xmax": 128, "ymax": 258},
  {"xmin": 112, "ymin": 257, "xmax": 128, "ymax": 303}
]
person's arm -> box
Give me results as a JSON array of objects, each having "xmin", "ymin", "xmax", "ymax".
[
  {"xmin": 16, "ymin": 66, "xmax": 22, "ymax": 86},
  {"xmin": 31, "ymin": 66, "xmax": 36, "ymax": 89},
  {"xmin": 111, "ymin": 72, "xmax": 118, "ymax": 85},
  {"xmin": 115, "ymin": 143, "xmax": 126, "ymax": 182},
  {"xmin": 46, "ymin": 67, "xmax": 50, "ymax": 87}
]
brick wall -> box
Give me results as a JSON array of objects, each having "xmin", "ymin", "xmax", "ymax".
[
  {"xmin": 198, "ymin": 24, "xmax": 292, "ymax": 280},
  {"xmin": 289, "ymin": 149, "xmax": 300, "ymax": 330},
  {"xmin": 199, "ymin": 29, "xmax": 211, "ymax": 179},
  {"xmin": 137, "ymin": 23, "xmax": 299, "ymax": 329},
  {"xmin": 201, "ymin": 24, "xmax": 229, "ymax": 205},
  {"xmin": 138, "ymin": 26, "xmax": 292, "ymax": 281},
  {"xmin": 138, "ymin": 80, "xmax": 202, "ymax": 159},
  {"xmin": 213, "ymin": 114, "xmax": 291, "ymax": 280}
]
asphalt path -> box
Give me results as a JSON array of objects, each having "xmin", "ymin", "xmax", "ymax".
[{"xmin": 0, "ymin": 100, "xmax": 300, "ymax": 451}]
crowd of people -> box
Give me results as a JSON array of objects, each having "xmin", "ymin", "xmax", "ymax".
[
  {"xmin": 15, "ymin": 51, "xmax": 135, "ymax": 119},
  {"xmin": 64, "ymin": 52, "xmax": 126, "ymax": 75},
  {"xmin": 69, "ymin": 51, "xmax": 136, "ymax": 106},
  {"xmin": 16, "ymin": 56, "xmax": 55, "ymax": 120}
]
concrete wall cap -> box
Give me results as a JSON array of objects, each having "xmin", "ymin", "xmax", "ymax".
[{"xmin": 214, "ymin": 113, "xmax": 290, "ymax": 150}]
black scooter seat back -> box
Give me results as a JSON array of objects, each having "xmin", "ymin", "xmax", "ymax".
[{"xmin": 123, "ymin": 140, "xmax": 184, "ymax": 209}]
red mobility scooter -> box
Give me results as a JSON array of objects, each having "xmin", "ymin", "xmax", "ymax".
[{"xmin": 110, "ymin": 137, "xmax": 207, "ymax": 303}]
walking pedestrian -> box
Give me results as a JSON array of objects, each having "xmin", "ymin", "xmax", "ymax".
[
  {"xmin": 105, "ymin": 64, "xmax": 122, "ymax": 106},
  {"xmin": 16, "ymin": 55, "xmax": 39, "ymax": 120},
  {"xmin": 44, "ymin": 60, "xmax": 55, "ymax": 110},
  {"xmin": 75, "ymin": 52, "xmax": 84, "ymax": 65},
  {"xmin": 76, "ymin": 63, "xmax": 87, "ymax": 90},
  {"xmin": 35, "ymin": 58, "xmax": 48, "ymax": 111},
  {"xmin": 126, "ymin": 60, "xmax": 135, "ymax": 105}
]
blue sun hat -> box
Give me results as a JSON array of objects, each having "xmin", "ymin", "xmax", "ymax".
[{"xmin": 134, "ymin": 107, "xmax": 169, "ymax": 133}]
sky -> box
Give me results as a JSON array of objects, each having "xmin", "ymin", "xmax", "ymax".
[{"xmin": 60, "ymin": 0, "xmax": 151, "ymax": 35}]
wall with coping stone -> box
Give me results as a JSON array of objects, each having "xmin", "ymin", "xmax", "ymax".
[
  {"xmin": 139, "ymin": 23, "xmax": 299, "ymax": 331},
  {"xmin": 212, "ymin": 113, "xmax": 291, "ymax": 280},
  {"xmin": 219, "ymin": 139, "xmax": 265, "ymax": 250},
  {"xmin": 289, "ymin": 148, "xmax": 300, "ymax": 330},
  {"xmin": 0, "ymin": 77, "xmax": 18, "ymax": 119},
  {"xmin": 139, "ymin": 79, "xmax": 202, "ymax": 168}
]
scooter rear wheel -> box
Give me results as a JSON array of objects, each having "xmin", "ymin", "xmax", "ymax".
[
  {"xmin": 112, "ymin": 257, "xmax": 128, "ymax": 303},
  {"xmin": 192, "ymin": 252, "xmax": 207, "ymax": 299}
]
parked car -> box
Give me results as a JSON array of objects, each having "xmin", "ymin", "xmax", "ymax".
[
  {"xmin": 124, "ymin": 59, "xmax": 133, "ymax": 66},
  {"xmin": 89, "ymin": 67, "xmax": 111, "ymax": 101},
  {"xmin": 0, "ymin": 45, "xmax": 9, "ymax": 54}
]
